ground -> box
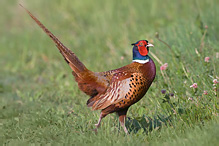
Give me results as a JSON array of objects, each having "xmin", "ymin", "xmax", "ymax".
[{"xmin": 0, "ymin": 0, "xmax": 219, "ymax": 145}]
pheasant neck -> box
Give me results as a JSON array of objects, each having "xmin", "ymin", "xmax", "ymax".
[{"xmin": 132, "ymin": 55, "xmax": 150, "ymax": 64}]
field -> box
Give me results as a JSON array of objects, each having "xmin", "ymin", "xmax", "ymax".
[{"xmin": 0, "ymin": 0, "xmax": 219, "ymax": 145}]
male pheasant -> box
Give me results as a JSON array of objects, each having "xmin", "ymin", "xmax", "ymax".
[{"xmin": 21, "ymin": 5, "xmax": 156, "ymax": 134}]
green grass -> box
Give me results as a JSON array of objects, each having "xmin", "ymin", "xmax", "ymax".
[{"xmin": 0, "ymin": 0, "xmax": 219, "ymax": 145}]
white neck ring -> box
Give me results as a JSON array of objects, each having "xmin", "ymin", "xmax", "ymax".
[{"xmin": 132, "ymin": 59, "xmax": 149, "ymax": 64}]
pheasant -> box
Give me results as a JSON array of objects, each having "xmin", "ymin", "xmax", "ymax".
[{"xmin": 21, "ymin": 5, "xmax": 156, "ymax": 134}]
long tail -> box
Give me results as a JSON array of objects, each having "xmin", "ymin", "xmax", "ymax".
[{"xmin": 20, "ymin": 4, "xmax": 87, "ymax": 74}]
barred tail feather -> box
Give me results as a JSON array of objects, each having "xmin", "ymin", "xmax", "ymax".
[{"xmin": 20, "ymin": 4, "xmax": 87, "ymax": 73}]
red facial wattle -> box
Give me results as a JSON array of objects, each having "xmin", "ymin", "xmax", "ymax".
[{"xmin": 138, "ymin": 45, "xmax": 148, "ymax": 56}]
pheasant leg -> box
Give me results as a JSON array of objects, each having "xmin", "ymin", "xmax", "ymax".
[
  {"xmin": 117, "ymin": 108, "xmax": 129, "ymax": 134},
  {"xmin": 95, "ymin": 113, "xmax": 103, "ymax": 128}
]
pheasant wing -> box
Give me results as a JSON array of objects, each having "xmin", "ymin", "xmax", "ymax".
[{"xmin": 92, "ymin": 72, "xmax": 147, "ymax": 110}]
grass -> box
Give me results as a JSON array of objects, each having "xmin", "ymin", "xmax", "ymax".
[{"xmin": 0, "ymin": 0, "xmax": 219, "ymax": 145}]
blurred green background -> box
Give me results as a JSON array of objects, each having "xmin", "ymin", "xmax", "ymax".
[{"xmin": 0, "ymin": 0, "xmax": 219, "ymax": 145}]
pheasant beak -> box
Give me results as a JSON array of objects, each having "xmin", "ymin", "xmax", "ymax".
[{"xmin": 146, "ymin": 43, "xmax": 154, "ymax": 47}]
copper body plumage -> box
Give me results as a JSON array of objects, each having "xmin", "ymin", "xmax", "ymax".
[{"xmin": 21, "ymin": 5, "xmax": 156, "ymax": 134}]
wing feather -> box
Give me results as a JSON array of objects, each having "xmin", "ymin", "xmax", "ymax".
[
  {"xmin": 91, "ymin": 71, "xmax": 149, "ymax": 110},
  {"xmin": 92, "ymin": 77, "xmax": 131, "ymax": 110}
]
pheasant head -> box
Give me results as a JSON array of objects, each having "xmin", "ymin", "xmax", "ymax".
[{"xmin": 132, "ymin": 40, "xmax": 154, "ymax": 63}]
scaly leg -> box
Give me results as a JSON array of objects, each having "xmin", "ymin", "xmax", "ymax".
[
  {"xmin": 95, "ymin": 113, "xmax": 103, "ymax": 128},
  {"xmin": 119, "ymin": 114, "xmax": 128, "ymax": 134},
  {"xmin": 117, "ymin": 108, "xmax": 129, "ymax": 134},
  {"xmin": 93, "ymin": 112, "xmax": 105, "ymax": 134}
]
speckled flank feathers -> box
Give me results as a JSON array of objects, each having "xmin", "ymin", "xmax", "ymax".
[{"xmin": 21, "ymin": 5, "xmax": 156, "ymax": 134}]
